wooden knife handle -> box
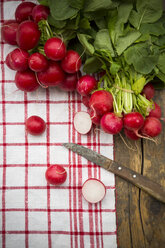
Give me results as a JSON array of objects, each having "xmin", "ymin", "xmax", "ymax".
[{"xmin": 104, "ymin": 159, "xmax": 165, "ymax": 203}]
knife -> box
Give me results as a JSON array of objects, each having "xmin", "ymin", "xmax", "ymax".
[{"xmin": 63, "ymin": 143, "xmax": 165, "ymax": 204}]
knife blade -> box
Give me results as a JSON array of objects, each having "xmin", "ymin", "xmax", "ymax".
[{"xmin": 63, "ymin": 143, "xmax": 165, "ymax": 204}]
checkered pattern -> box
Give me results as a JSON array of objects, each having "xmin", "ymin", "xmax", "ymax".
[{"xmin": 0, "ymin": 1, "xmax": 117, "ymax": 247}]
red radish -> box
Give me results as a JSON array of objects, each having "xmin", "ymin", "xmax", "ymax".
[
  {"xmin": 16, "ymin": 20, "xmax": 40, "ymax": 51},
  {"xmin": 15, "ymin": 2, "xmax": 36, "ymax": 23},
  {"xmin": 101, "ymin": 112, "xmax": 123, "ymax": 135},
  {"xmin": 45, "ymin": 165, "xmax": 67, "ymax": 185},
  {"xmin": 37, "ymin": 61, "xmax": 65, "ymax": 87},
  {"xmin": 44, "ymin": 37, "xmax": 66, "ymax": 61},
  {"xmin": 141, "ymin": 83, "xmax": 155, "ymax": 100},
  {"xmin": 77, "ymin": 75, "xmax": 97, "ymax": 96},
  {"xmin": 123, "ymin": 112, "xmax": 144, "ymax": 131},
  {"xmin": 90, "ymin": 109, "xmax": 101, "ymax": 125},
  {"xmin": 82, "ymin": 178, "xmax": 106, "ymax": 204},
  {"xmin": 140, "ymin": 117, "xmax": 162, "ymax": 137},
  {"xmin": 58, "ymin": 73, "xmax": 78, "ymax": 91},
  {"xmin": 32, "ymin": 5, "xmax": 50, "ymax": 23},
  {"xmin": 28, "ymin": 52, "xmax": 48, "ymax": 72},
  {"xmin": 26, "ymin": 115, "xmax": 46, "ymax": 135},
  {"xmin": 74, "ymin": 111, "xmax": 92, "ymax": 134},
  {"xmin": 5, "ymin": 48, "xmax": 29, "ymax": 71},
  {"xmin": 61, "ymin": 50, "xmax": 81, "ymax": 73},
  {"xmin": 1, "ymin": 20, "xmax": 19, "ymax": 45},
  {"xmin": 89, "ymin": 90, "xmax": 113, "ymax": 116},
  {"xmin": 124, "ymin": 128, "xmax": 139, "ymax": 140},
  {"xmin": 149, "ymin": 102, "xmax": 161, "ymax": 119},
  {"xmin": 15, "ymin": 70, "xmax": 39, "ymax": 92},
  {"xmin": 82, "ymin": 95, "xmax": 90, "ymax": 108}
]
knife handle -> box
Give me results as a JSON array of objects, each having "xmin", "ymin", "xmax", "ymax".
[{"xmin": 106, "ymin": 159, "xmax": 165, "ymax": 203}]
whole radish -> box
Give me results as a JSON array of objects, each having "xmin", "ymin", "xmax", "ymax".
[
  {"xmin": 101, "ymin": 112, "xmax": 123, "ymax": 135},
  {"xmin": 26, "ymin": 116, "xmax": 46, "ymax": 135},
  {"xmin": 82, "ymin": 95, "xmax": 90, "ymax": 108},
  {"xmin": 90, "ymin": 109, "xmax": 101, "ymax": 125},
  {"xmin": 37, "ymin": 61, "xmax": 65, "ymax": 87},
  {"xmin": 16, "ymin": 20, "xmax": 40, "ymax": 50},
  {"xmin": 149, "ymin": 102, "xmax": 161, "ymax": 119},
  {"xmin": 45, "ymin": 165, "xmax": 67, "ymax": 185},
  {"xmin": 77, "ymin": 75, "xmax": 97, "ymax": 96},
  {"xmin": 1, "ymin": 20, "xmax": 19, "ymax": 45},
  {"xmin": 15, "ymin": 2, "xmax": 36, "ymax": 23},
  {"xmin": 5, "ymin": 48, "xmax": 29, "ymax": 71},
  {"xmin": 140, "ymin": 117, "xmax": 162, "ymax": 137},
  {"xmin": 61, "ymin": 50, "xmax": 81, "ymax": 73},
  {"xmin": 32, "ymin": 5, "xmax": 50, "ymax": 23},
  {"xmin": 123, "ymin": 112, "xmax": 144, "ymax": 132},
  {"xmin": 89, "ymin": 90, "xmax": 113, "ymax": 116},
  {"xmin": 28, "ymin": 53, "xmax": 48, "ymax": 72},
  {"xmin": 124, "ymin": 128, "xmax": 139, "ymax": 140},
  {"xmin": 141, "ymin": 83, "xmax": 155, "ymax": 100},
  {"xmin": 15, "ymin": 70, "xmax": 39, "ymax": 92},
  {"xmin": 44, "ymin": 37, "xmax": 66, "ymax": 61},
  {"xmin": 58, "ymin": 73, "xmax": 78, "ymax": 91}
]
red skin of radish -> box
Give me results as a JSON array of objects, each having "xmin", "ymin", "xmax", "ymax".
[
  {"xmin": 101, "ymin": 112, "xmax": 123, "ymax": 135},
  {"xmin": 1, "ymin": 20, "xmax": 19, "ymax": 45},
  {"xmin": 45, "ymin": 165, "xmax": 67, "ymax": 185},
  {"xmin": 141, "ymin": 83, "xmax": 155, "ymax": 100},
  {"xmin": 61, "ymin": 50, "xmax": 81, "ymax": 73},
  {"xmin": 37, "ymin": 61, "xmax": 65, "ymax": 87},
  {"xmin": 77, "ymin": 75, "xmax": 97, "ymax": 96},
  {"xmin": 15, "ymin": 2, "xmax": 36, "ymax": 23},
  {"xmin": 16, "ymin": 20, "xmax": 40, "ymax": 51},
  {"xmin": 5, "ymin": 48, "xmax": 29, "ymax": 71},
  {"xmin": 124, "ymin": 128, "xmax": 139, "ymax": 140},
  {"xmin": 90, "ymin": 109, "xmax": 101, "ymax": 125},
  {"xmin": 149, "ymin": 102, "xmax": 161, "ymax": 119},
  {"xmin": 26, "ymin": 116, "xmax": 46, "ymax": 135},
  {"xmin": 82, "ymin": 95, "xmax": 90, "ymax": 108},
  {"xmin": 140, "ymin": 117, "xmax": 162, "ymax": 137},
  {"xmin": 15, "ymin": 70, "xmax": 39, "ymax": 92},
  {"xmin": 44, "ymin": 37, "xmax": 66, "ymax": 61},
  {"xmin": 58, "ymin": 73, "xmax": 78, "ymax": 91},
  {"xmin": 28, "ymin": 52, "xmax": 48, "ymax": 72},
  {"xmin": 32, "ymin": 5, "xmax": 50, "ymax": 23},
  {"xmin": 89, "ymin": 90, "xmax": 113, "ymax": 116},
  {"xmin": 123, "ymin": 112, "xmax": 144, "ymax": 131}
]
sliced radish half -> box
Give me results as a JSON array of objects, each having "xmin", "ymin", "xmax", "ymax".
[
  {"xmin": 74, "ymin": 111, "xmax": 92, "ymax": 135},
  {"xmin": 82, "ymin": 178, "xmax": 106, "ymax": 203}
]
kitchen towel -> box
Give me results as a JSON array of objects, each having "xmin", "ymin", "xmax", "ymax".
[{"xmin": 0, "ymin": 1, "xmax": 117, "ymax": 247}]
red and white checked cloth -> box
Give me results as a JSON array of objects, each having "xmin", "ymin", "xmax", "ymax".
[{"xmin": 0, "ymin": 1, "xmax": 117, "ymax": 247}]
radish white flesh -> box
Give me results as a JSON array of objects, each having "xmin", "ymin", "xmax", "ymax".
[
  {"xmin": 74, "ymin": 111, "xmax": 92, "ymax": 135},
  {"xmin": 82, "ymin": 178, "xmax": 106, "ymax": 203}
]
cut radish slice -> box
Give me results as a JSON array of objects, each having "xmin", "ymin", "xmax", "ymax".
[
  {"xmin": 82, "ymin": 178, "xmax": 106, "ymax": 203},
  {"xmin": 74, "ymin": 111, "xmax": 92, "ymax": 135}
]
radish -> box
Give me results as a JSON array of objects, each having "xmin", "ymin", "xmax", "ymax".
[
  {"xmin": 5, "ymin": 48, "xmax": 29, "ymax": 71},
  {"xmin": 123, "ymin": 112, "xmax": 144, "ymax": 131},
  {"xmin": 15, "ymin": 2, "xmax": 36, "ymax": 23},
  {"xmin": 16, "ymin": 20, "xmax": 40, "ymax": 51},
  {"xmin": 1, "ymin": 20, "xmax": 19, "ymax": 45},
  {"xmin": 82, "ymin": 95, "xmax": 90, "ymax": 108},
  {"xmin": 141, "ymin": 83, "xmax": 155, "ymax": 100},
  {"xmin": 140, "ymin": 117, "xmax": 162, "ymax": 137},
  {"xmin": 124, "ymin": 128, "xmax": 139, "ymax": 140},
  {"xmin": 44, "ymin": 37, "xmax": 66, "ymax": 61},
  {"xmin": 45, "ymin": 165, "xmax": 67, "ymax": 185},
  {"xmin": 58, "ymin": 73, "xmax": 78, "ymax": 91},
  {"xmin": 90, "ymin": 109, "xmax": 101, "ymax": 125},
  {"xmin": 74, "ymin": 111, "xmax": 92, "ymax": 134},
  {"xmin": 37, "ymin": 61, "xmax": 65, "ymax": 87},
  {"xmin": 77, "ymin": 75, "xmax": 97, "ymax": 96},
  {"xmin": 101, "ymin": 112, "xmax": 123, "ymax": 135},
  {"xmin": 61, "ymin": 50, "xmax": 81, "ymax": 73},
  {"xmin": 15, "ymin": 70, "xmax": 39, "ymax": 92},
  {"xmin": 26, "ymin": 115, "xmax": 46, "ymax": 135},
  {"xmin": 82, "ymin": 178, "xmax": 106, "ymax": 204},
  {"xmin": 149, "ymin": 102, "xmax": 161, "ymax": 119},
  {"xmin": 28, "ymin": 52, "xmax": 48, "ymax": 72},
  {"xmin": 32, "ymin": 5, "xmax": 50, "ymax": 23},
  {"xmin": 89, "ymin": 90, "xmax": 113, "ymax": 116}
]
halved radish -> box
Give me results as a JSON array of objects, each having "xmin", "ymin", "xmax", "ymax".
[
  {"xmin": 82, "ymin": 178, "xmax": 106, "ymax": 204},
  {"xmin": 74, "ymin": 111, "xmax": 92, "ymax": 135}
]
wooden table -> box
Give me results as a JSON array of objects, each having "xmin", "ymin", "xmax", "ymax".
[{"xmin": 114, "ymin": 89, "xmax": 165, "ymax": 248}]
